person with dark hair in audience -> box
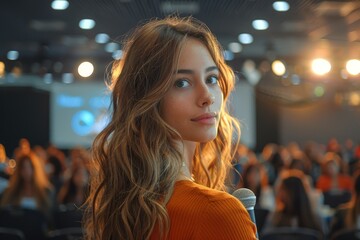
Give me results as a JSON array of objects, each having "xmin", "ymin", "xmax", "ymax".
[
  {"xmin": 329, "ymin": 171, "xmax": 360, "ymax": 238},
  {"xmin": 239, "ymin": 162, "xmax": 275, "ymax": 211},
  {"xmin": 57, "ymin": 165, "xmax": 89, "ymax": 208},
  {"xmin": 46, "ymin": 154, "xmax": 65, "ymax": 195},
  {"xmin": 263, "ymin": 169, "xmax": 323, "ymax": 236}
]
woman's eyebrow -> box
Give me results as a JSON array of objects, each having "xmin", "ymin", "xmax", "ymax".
[{"xmin": 175, "ymin": 66, "xmax": 219, "ymax": 74}]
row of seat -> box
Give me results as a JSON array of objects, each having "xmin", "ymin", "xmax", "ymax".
[{"xmin": 0, "ymin": 206, "xmax": 83, "ymax": 240}]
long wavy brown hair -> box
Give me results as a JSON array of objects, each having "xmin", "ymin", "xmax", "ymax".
[{"xmin": 84, "ymin": 16, "xmax": 240, "ymax": 240}]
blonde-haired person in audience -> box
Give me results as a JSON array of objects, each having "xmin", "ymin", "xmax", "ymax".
[
  {"xmin": 0, "ymin": 152, "xmax": 54, "ymax": 217},
  {"xmin": 0, "ymin": 144, "xmax": 9, "ymax": 194}
]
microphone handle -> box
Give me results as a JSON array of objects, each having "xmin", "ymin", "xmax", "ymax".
[{"xmin": 247, "ymin": 207, "xmax": 258, "ymax": 239}]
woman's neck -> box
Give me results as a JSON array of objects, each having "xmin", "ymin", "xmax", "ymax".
[{"xmin": 176, "ymin": 140, "xmax": 197, "ymax": 181}]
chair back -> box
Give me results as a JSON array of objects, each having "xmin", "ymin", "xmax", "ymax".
[
  {"xmin": 47, "ymin": 227, "xmax": 83, "ymax": 240},
  {"xmin": 254, "ymin": 207, "xmax": 270, "ymax": 234},
  {"xmin": 332, "ymin": 228, "xmax": 360, "ymax": 240},
  {"xmin": 0, "ymin": 207, "xmax": 48, "ymax": 240},
  {"xmin": 53, "ymin": 204, "xmax": 84, "ymax": 229},
  {"xmin": 323, "ymin": 190, "xmax": 351, "ymax": 209},
  {"xmin": 0, "ymin": 227, "xmax": 25, "ymax": 240},
  {"xmin": 261, "ymin": 227, "xmax": 322, "ymax": 240}
]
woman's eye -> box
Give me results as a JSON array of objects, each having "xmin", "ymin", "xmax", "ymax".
[
  {"xmin": 175, "ymin": 79, "xmax": 190, "ymax": 88},
  {"xmin": 206, "ymin": 75, "xmax": 219, "ymax": 84}
]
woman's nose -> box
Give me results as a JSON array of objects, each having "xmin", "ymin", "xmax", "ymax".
[{"xmin": 198, "ymin": 86, "xmax": 215, "ymax": 107}]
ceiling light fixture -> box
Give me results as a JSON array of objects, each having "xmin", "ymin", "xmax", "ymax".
[
  {"xmin": 252, "ymin": 19, "xmax": 269, "ymax": 30},
  {"xmin": 79, "ymin": 19, "xmax": 96, "ymax": 30},
  {"xmin": 238, "ymin": 33, "xmax": 253, "ymax": 44},
  {"xmin": 51, "ymin": 0, "xmax": 69, "ymax": 10},
  {"xmin": 273, "ymin": 1, "xmax": 290, "ymax": 12}
]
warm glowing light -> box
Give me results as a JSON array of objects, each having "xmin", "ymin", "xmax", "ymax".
[
  {"xmin": 0, "ymin": 61, "xmax": 5, "ymax": 77},
  {"xmin": 8, "ymin": 159, "xmax": 16, "ymax": 168},
  {"xmin": 311, "ymin": 58, "xmax": 331, "ymax": 75},
  {"xmin": 272, "ymin": 60, "xmax": 286, "ymax": 76},
  {"xmin": 78, "ymin": 61, "xmax": 94, "ymax": 77},
  {"xmin": 349, "ymin": 92, "xmax": 360, "ymax": 106},
  {"xmin": 346, "ymin": 59, "xmax": 360, "ymax": 75}
]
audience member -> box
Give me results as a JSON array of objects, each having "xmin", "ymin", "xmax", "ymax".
[
  {"xmin": 57, "ymin": 165, "xmax": 89, "ymax": 207},
  {"xmin": 0, "ymin": 143, "xmax": 9, "ymax": 194},
  {"xmin": 238, "ymin": 162, "xmax": 275, "ymax": 211},
  {"xmin": 0, "ymin": 152, "xmax": 54, "ymax": 217},
  {"xmin": 316, "ymin": 152, "xmax": 352, "ymax": 193},
  {"xmin": 329, "ymin": 171, "xmax": 360, "ymax": 238},
  {"xmin": 264, "ymin": 169, "xmax": 323, "ymax": 235}
]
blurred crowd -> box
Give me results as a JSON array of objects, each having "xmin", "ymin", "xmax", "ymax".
[
  {"xmin": 0, "ymin": 138, "xmax": 90, "ymax": 239},
  {"xmin": 0, "ymin": 137, "xmax": 360, "ymax": 239},
  {"xmin": 228, "ymin": 138, "xmax": 360, "ymax": 239}
]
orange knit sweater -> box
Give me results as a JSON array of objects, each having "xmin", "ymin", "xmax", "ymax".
[{"xmin": 150, "ymin": 180, "xmax": 257, "ymax": 239}]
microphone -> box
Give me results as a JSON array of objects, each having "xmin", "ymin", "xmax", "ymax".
[{"xmin": 232, "ymin": 188, "xmax": 258, "ymax": 239}]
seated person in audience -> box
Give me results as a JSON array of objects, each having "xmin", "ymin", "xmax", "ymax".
[
  {"xmin": 238, "ymin": 162, "xmax": 275, "ymax": 211},
  {"xmin": 290, "ymin": 158, "xmax": 324, "ymax": 216},
  {"xmin": 264, "ymin": 169, "xmax": 323, "ymax": 236},
  {"xmin": 328, "ymin": 171, "xmax": 360, "ymax": 238},
  {"xmin": 57, "ymin": 165, "xmax": 89, "ymax": 208},
  {"xmin": 0, "ymin": 144, "xmax": 10, "ymax": 194},
  {"xmin": 0, "ymin": 152, "xmax": 54, "ymax": 217},
  {"xmin": 13, "ymin": 138, "xmax": 32, "ymax": 159},
  {"xmin": 316, "ymin": 152, "xmax": 352, "ymax": 193}
]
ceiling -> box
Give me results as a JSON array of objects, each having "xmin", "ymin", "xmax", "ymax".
[{"xmin": 1, "ymin": 0, "xmax": 360, "ymax": 81}]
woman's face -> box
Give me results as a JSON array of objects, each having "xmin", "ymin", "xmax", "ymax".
[
  {"xmin": 21, "ymin": 159, "xmax": 34, "ymax": 182},
  {"xmin": 161, "ymin": 38, "xmax": 223, "ymax": 143}
]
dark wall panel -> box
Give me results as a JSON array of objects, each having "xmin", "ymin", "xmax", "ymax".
[{"xmin": 0, "ymin": 86, "xmax": 50, "ymax": 155}]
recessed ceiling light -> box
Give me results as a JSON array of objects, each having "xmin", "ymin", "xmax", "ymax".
[
  {"xmin": 238, "ymin": 33, "xmax": 253, "ymax": 44},
  {"xmin": 95, "ymin": 33, "xmax": 110, "ymax": 44},
  {"xmin": 252, "ymin": 19, "xmax": 269, "ymax": 30},
  {"xmin": 273, "ymin": 1, "xmax": 290, "ymax": 12},
  {"xmin": 7, "ymin": 51, "xmax": 19, "ymax": 60},
  {"xmin": 228, "ymin": 42, "xmax": 242, "ymax": 53},
  {"xmin": 79, "ymin": 19, "xmax": 96, "ymax": 30},
  {"xmin": 51, "ymin": 0, "xmax": 69, "ymax": 10}
]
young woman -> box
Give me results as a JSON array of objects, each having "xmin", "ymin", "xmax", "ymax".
[{"xmin": 84, "ymin": 16, "xmax": 257, "ymax": 239}]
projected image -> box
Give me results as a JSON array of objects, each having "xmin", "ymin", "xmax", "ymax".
[
  {"xmin": 51, "ymin": 82, "xmax": 110, "ymax": 148},
  {"xmin": 71, "ymin": 110, "xmax": 95, "ymax": 136}
]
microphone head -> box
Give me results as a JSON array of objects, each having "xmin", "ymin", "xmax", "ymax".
[{"xmin": 232, "ymin": 188, "xmax": 256, "ymax": 210}]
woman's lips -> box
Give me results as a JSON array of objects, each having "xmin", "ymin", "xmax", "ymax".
[{"xmin": 191, "ymin": 113, "xmax": 217, "ymax": 124}]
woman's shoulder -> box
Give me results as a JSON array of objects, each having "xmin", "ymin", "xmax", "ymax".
[
  {"xmin": 169, "ymin": 180, "xmax": 250, "ymax": 219},
  {"xmin": 173, "ymin": 180, "xmax": 241, "ymax": 205},
  {"xmin": 166, "ymin": 181, "xmax": 257, "ymax": 239}
]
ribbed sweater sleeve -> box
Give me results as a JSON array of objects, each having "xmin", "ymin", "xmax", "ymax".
[{"xmin": 195, "ymin": 195, "xmax": 257, "ymax": 239}]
